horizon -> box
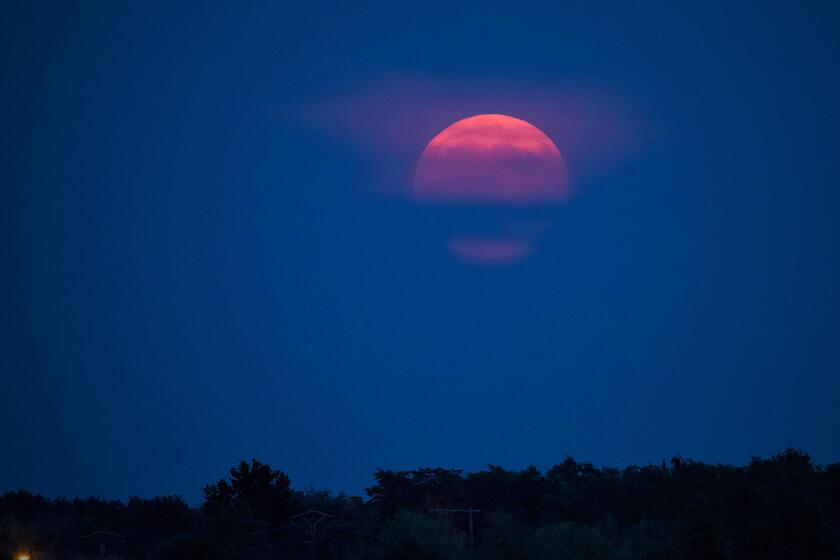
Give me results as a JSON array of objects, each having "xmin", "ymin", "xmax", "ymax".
[{"xmin": 4, "ymin": 448, "xmax": 836, "ymax": 507}]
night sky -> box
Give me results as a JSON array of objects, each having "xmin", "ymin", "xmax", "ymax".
[{"xmin": 2, "ymin": 2, "xmax": 839, "ymax": 504}]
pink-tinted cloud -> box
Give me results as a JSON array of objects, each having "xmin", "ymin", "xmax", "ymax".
[
  {"xmin": 286, "ymin": 73, "xmax": 647, "ymax": 197},
  {"xmin": 282, "ymin": 73, "xmax": 647, "ymax": 265},
  {"xmin": 448, "ymin": 236, "xmax": 533, "ymax": 266}
]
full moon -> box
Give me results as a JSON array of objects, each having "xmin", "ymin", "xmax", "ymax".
[{"xmin": 413, "ymin": 114, "xmax": 568, "ymax": 204}]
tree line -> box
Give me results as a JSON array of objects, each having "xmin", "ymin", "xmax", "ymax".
[{"xmin": 2, "ymin": 448, "xmax": 840, "ymax": 559}]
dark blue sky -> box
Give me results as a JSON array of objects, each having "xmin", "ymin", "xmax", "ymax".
[{"xmin": 2, "ymin": 1, "xmax": 839, "ymax": 504}]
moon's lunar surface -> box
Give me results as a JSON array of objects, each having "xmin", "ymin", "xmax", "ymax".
[{"xmin": 413, "ymin": 114, "xmax": 568, "ymax": 204}]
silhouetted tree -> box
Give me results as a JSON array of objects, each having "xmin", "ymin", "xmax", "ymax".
[{"xmin": 203, "ymin": 459, "xmax": 292, "ymax": 526}]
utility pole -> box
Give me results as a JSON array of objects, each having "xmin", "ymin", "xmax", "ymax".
[
  {"xmin": 430, "ymin": 508, "xmax": 482, "ymax": 549},
  {"xmin": 290, "ymin": 510, "xmax": 334, "ymax": 560}
]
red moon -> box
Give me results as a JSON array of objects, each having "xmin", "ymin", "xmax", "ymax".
[{"xmin": 413, "ymin": 114, "xmax": 569, "ymax": 204}]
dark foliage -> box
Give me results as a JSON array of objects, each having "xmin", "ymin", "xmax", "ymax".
[
  {"xmin": 2, "ymin": 449, "xmax": 839, "ymax": 559},
  {"xmin": 203, "ymin": 458, "xmax": 292, "ymax": 525},
  {"xmin": 149, "ymin": 535, "xmax": 228, "ymax": 560}
]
